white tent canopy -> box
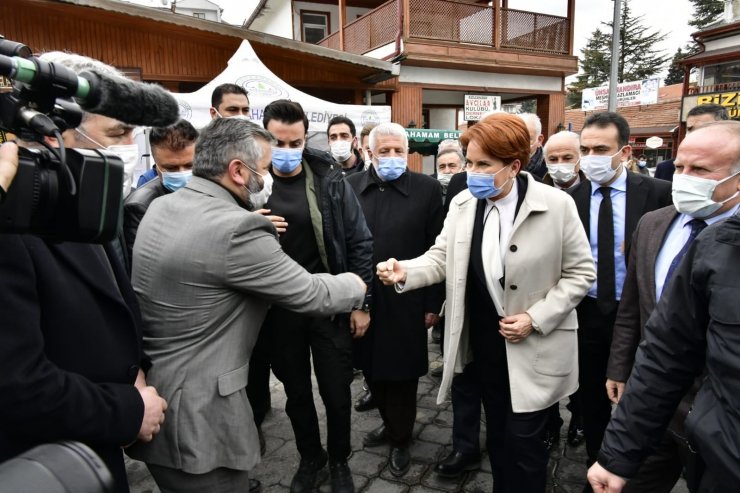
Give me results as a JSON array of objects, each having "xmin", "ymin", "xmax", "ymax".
[{"xmin": 174, "ymin": 40, "xmax": 391, "ymax": 141}]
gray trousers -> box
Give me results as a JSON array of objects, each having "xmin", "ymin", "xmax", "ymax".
[{"xmin": 147, "ymin": 464, "xmax": 250, "ymax": 493}]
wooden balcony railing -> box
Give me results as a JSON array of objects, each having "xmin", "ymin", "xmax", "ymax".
[
  {"xmin": 318, "ymin": 0, "xmax": 570, "ymax": 56},
  {"xmin": 687, "ymin": 80, "xmax": 740, "ymax": 95}
]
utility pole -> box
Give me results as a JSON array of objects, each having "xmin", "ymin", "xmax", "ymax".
[{"xmin": 608, "ymin": 0, "xmax": 621, "ymax": 112}]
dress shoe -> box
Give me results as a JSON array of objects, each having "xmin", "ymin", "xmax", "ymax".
[
  {"xmin": 388, "ymin": 446, "xmax": 410, "ymax": 477},
  {"xmin": 354, "ymin": 389, "xmax": 376, "ymax": 412},
  {"xmin": 290, "ymin": 450, "xmax": 328, "ymax": 493},
  {"xmin": 543, "ymin": 428, "xmax": 560, "ymax": 452},
  {"xmin": 433, "ymin": 450, "xmax": 481, "ymax": 478},
  {"xmin": 329, "ymin": 460, "xmax": 355, "ymax": 493},
  {"xmin": 362, "ymin": 424, "xmax": 388, "ymax": 447},
  {"xmin": 567, "ymin": 418, "xmax": 585, "ymax": 447},
  {"xmin": 249, "ymin": 478, "xmax": 261, "ymax": 492}
]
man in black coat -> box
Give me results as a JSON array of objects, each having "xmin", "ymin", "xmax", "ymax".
[
  {"xmin": 588, "ymin": 155, "xmax": 740, "ymax": 492},
  {"xmin": 347, "ymin": 122, "xmax": 444, "ymax": 478},
  {"xmin": 566, "ymin": 112, "xmax": 672, "ymax": 487},
  {"xmin": 0, "ymin": 53, "xmax": 167, "ymax": 493}
]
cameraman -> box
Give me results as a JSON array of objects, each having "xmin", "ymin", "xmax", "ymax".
[{"xmin": 0, "ymin": 53, "xmax": 166, "ymax": 493}]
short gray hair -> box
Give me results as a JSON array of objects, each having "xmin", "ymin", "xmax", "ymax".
[
  {"xmin": 369, "ymin": 122, "xmax": 407, "ymax": 153},
  {"xmin": 193, "ymin": 118, "xmax": 275, "ymax": 179},
  {"xmin": 38, "ymin": 51, "xmax": 123, "ymax": 124},
  {"xmin": 543, "ymin": 131, "xmax": 580, "ymax": 157},
  {"xmin": 437, "ymin": 148, "xmax": 465, "ymax": 167},
  {"xmin": 518, "ymin": 112, "xmax": 542, "ymax": 138}
]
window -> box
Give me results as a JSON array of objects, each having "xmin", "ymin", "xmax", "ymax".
[
  {"xmin": 193, "ymin": 12, "xmax": 206, "ymax": 19},
  {"xmin": 702, "ymin": 61, "xmax": 740, "ymax": 86},
  {"xmin": 301, "ymin": 11, "xmax": 330, "ymax": 44}
]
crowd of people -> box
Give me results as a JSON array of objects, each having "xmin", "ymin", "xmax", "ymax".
[{"xmin": 0, "ymin": 50, "xmax": 739, "ymax": 493}]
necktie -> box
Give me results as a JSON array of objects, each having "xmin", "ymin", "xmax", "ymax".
[
  {"xmin": 664, "ymin": 219, "xmax": 707, "ymax": 287},
  {"xmin": 597, "ymin": 187, "xmax": 616, "ymax": 314}
]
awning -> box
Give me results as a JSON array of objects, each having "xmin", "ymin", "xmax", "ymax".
[
  {"xmin": 679, "ymin": 45, "xmax": 740, "ymax": 65},
  {"xmin": 406, "ymin": 128, "xmax": 462, "ymax": 155}
]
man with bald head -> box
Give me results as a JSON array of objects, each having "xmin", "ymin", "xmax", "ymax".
[
  {"xmin": 543, "ymin": 131, "xmax": 586, "ymax": 190},
  {"xmin": 589, "ymin": 120, "xmax": 740, "ymax": 493}
]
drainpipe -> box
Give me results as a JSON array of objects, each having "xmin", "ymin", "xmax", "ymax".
[{"xmin": 366, "ymin": 89, "xmax": 372, "ymax": 106}]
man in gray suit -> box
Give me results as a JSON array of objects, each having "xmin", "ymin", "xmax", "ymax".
[
  {"xmin": 126, "ymin": 118, "xmax": 367, "ymax": 493},
  {"xmin": 604, "ymin": 121, "xmax": 740, "ymax": 492}
]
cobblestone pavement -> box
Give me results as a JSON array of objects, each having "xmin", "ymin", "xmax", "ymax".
[{"xmin": 126, "ymin": 335, "xmax": 689, "ymax": 493}]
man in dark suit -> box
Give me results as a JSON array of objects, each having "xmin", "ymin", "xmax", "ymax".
[
  {"xmin": 653, "ymin": 104, "xmax": 728, "ymax": 182},
  {"xmin": 0, "ymin": 52, "xmax": 168, "ymax": 493},
  {"xmin": 566, "ymin": 112, "xmax": 672, "ymax": 490},
  {"xmin": 124, "ymin": 119, "xmax": 197, "ymax": 263},
  {"xmin": 604, "ymin": 121, "xmax": 740, "ymax": 492}
]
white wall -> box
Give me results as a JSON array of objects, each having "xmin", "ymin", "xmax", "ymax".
[
  {"xmin": 400, "ymin": 66, "xmax": 562, "ymax": 93},
  {"xmin": 292, "ymin": 1, "xmax": 370, "ymax": 41},
  {"xmin": 704, "ymin": 32, "xmax": 740, "ymax": 51},
  {"xmin": 176, "ymin": 0, "xmax": 221, "ymax": 22},
  {"xmin": 428, "ymin": 108, "xmax": 456, "ymax": 129},
  {"xmin": 250, "ymin": 0, "xmax": 294, "ymax": 38}
]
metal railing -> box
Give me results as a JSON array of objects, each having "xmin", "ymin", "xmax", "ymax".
[
  {"xmin": 687, "ymin": 80, "xmax": 740, "ymax": 95},
  {"xmin": 318, "ymin": 0, "xmax": 570, "ymax": 56}
]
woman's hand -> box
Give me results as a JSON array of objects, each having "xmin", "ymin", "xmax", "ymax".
[{"xmin": 376, "ymin": 258, "xmax": 407, "ymax": 285}]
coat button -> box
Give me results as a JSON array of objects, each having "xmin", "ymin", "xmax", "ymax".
[
  {"xmin": 510, "ymin": 245, "xmax": 517, "ymax": 252},
  {"xmin": 510, "ymin": 285, "xmax": 518, "ymax": 290},
  {"xmin": 127, "ymin": 365, "xmax": 140, "ymax": 379}
]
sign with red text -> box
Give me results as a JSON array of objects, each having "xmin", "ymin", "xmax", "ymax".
[
  {"xmin": 581, "ymin": 78, "xmax": 660, "ymax": 111},
  {"xmin": 464, "ymin": 94, "xmax": 501, "ymax": 121}
]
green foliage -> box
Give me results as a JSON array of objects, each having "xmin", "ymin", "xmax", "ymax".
[
  {"xmin": 688, "ymin": 0, "xmax": 724, "ymax": 29},
  {"xmin": 664, "ymin": 47, "xmax": 686, "ymax": 85}
]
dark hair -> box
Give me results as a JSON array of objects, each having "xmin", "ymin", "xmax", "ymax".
[
  {"xmin": 582, "ymin": 111, "xmax": 630, "ymax": 148},
  {"xmin": 327, "ymin": 116, "xmax": 356, "ymax": 137},
  {"xmin": 149, "ymin": 119, "xmax": 198, "ymax": 152},
  {"xmin": 687, "ymin": 103, "xmax": 729, "ymax": 120},
  {"xmin": 211, "ymin": 83, "xmax": 249, "ymax": 109},
  {"xmin": 262, "ymin": 99, "xmax": 309, "ymax": 134}
]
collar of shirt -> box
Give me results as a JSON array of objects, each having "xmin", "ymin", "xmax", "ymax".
[
  {"xmin": 485, "ymin": 179, "xmax": 519, "ymax": 257},
  {"xmin": 678, "ymin": 202, "xmax": 740, "ymax": 229}
]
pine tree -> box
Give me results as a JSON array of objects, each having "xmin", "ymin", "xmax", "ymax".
[
  {"xmin": 664, "ymin": 47, "xmax": 686, "ymax": 85},
  {"xmin": 567, "ymin": 0, "xmax": 669, "ymax": 108},
  {"xmin": 688, "ymin": 0, "xmax": 724, "ymax": 29}
]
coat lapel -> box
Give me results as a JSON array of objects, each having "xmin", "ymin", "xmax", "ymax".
[
  {"xmin": 644, "ymin": 206, "xmax": 679, "ymax": 307},
  {"xmin": 571, "ymin": 180, "xmax": 592, "ymax": 240},
  {"xmin": 625, "ymin": 171, "xmax": 649, "ymax": 250}
]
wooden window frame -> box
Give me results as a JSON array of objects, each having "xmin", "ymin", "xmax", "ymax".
[{"xmin": 299, "ymin": 9, "xmax": 331, "ymax": 44}]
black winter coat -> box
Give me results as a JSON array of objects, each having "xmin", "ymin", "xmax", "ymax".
[
  {"xmin": 347, "ymin": 168, "xmax": 444, "ymax": 380},
  {"xmin": 598, "ymin": 212, "xmax": 740, "ymax": 485}
]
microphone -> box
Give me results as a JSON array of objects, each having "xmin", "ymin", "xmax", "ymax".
[{"xmin": 77, "ymin": 70, "xmax": 180, "ymax": 127}]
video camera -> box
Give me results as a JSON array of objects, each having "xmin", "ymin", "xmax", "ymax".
[{"xmin": 0, "ymin": 36, "xmax": 179, "ymax": 242}]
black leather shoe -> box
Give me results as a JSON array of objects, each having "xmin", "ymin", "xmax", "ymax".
[
  {"xmin": 543, "ymin": 428, "xmax": 559, "ymax": 452},
  {"xmin": 362, "ymin": 424, "xmax": 388, "ymax": 447},
  {"xmin": 249, "ymin": 478, "xmax": 261, "ymax": 492},
  {"xmin": 290, "ymin": 451, "xmax": 328, "ymax": 493},
  {"xmin": 433, "ymin": 450, "xmax": 481, "ymax": 478},
  {"xmin": 354, "ymin": 389, "xmax": 376, "ymax": 412},
  {"xmin": 567, "ymin": 418, "xmax": 585, "ymax": 447},
  {"xmin": 329, "ymin": 460, "xmax": 355, "ymax": 493},
  {"xmin": 388, "ymin": 447, "xmax": 410, "ymax": 477}
]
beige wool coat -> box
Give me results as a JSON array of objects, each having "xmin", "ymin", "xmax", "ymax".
[{"xmin": 401, "ymin": 173, "xmax": 596, "ymax": 412}]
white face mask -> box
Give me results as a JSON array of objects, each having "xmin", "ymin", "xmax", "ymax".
[
  {"xmin": 75, "ymin": 128, "xmax": 140, "ymax": 195},
  {"xmin": 580, "ymin": 147, "xmax": 623, "ymax": 185},
  {"xmin": 330, "ymin": 140, "xmax": 353, "ymax": 162},
  {"xmin": 672, "ymin": 170, "xmax": 740, "ymax": 218},
  {"xmin": 363, "ymin": 151, "xmax": 372, "ymax": 171},
  {"xmin": 249, "ymin": 171, "xmax": 274, "ymax": 210},
  {"xmin": 546, "ymin": 162, "xmax": 578, "ymax": 184},
  {"xmin": 437, "ymin": 173, "xmax": 453, "ymax": 187}
]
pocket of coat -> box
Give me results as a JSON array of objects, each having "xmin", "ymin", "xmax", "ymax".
[
  {"xmin": 532, "ymin": 328, "xmax": 576, "ymax": 377},
  {"xmin": 217, "ymin": 363, "xmax": 249, "ymax": 397}
]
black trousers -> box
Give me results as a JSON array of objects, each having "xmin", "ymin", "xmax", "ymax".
[
  {"xmin": 246, "ymin": 333, "xmax": 271, "ymax": 428},
  {"xmin": 475, "ymin": 362, "xmax": 550, "ymax": 493},
  {"xmin": 257, "ymin": 306, "xmax": 353, "ymax": 461},
  {"xmin": 576, "ymin": 296, "xmax": 618, "ymax": 464},
  {"xmin": 365, "ymin": 377, "xmax": 418, "ymax": 447},
  {"xmin": 451, "ymin": 361, "xmax": 482, "ymax": 455}
]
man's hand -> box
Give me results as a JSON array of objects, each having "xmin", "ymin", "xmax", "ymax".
[
  {"xmin": 350, "ymin": 309, "xmax": 370, "ymax": 339},
  {"xmin": 255, "ymin": 208, "xmax": 288, "ymax": 234},
  {"xmin": 499, "ymin": 313, "xmax": 533, "ymax": 343},
  {"xmin": 137, "ymin": 386, "xmax": 167, "ymax": 443},
  {"xmin": 376, "ymin": 258, "xmax": 407, "ymax": 285},
  {"xmin": 606, "ymin": 379, "xmax": 625, "ymax": 404},
  {"xmin": 587, "ymin": 461, "xmax": 627, "ymax": 493},
  {"xmin": 0, "ymin": 141, "xmax": 19, "ymax": 198},
  {"xmin": 424, "ymin": 313, "xmax": 440, "ymax": 329},
  {"xmin": 134, "ymin": 369, "xmax": 147, "ymax": 391}
]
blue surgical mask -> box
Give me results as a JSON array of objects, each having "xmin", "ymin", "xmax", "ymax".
[
  {"xmin": 376, "ymin": 156, "xmax": 407, "ymax": 181},
  {"xmin": 161, "ymin": 170, "xmax": 192, "ymax": 192},
  {"xmin": 271, "ymin": 147, "xmax": 303, "ymax": 174},
  {"xmin": 467, "ymin": 167, "xmax": 512, "ymax": 200}
]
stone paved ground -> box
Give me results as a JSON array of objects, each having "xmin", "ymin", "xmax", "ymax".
[{"xmin": 126, "ymin": 335, "xmax": 689, "ymax": 493}]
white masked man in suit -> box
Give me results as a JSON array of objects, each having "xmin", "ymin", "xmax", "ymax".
[
  {"xmin": 127, "ymin": 118, "xmax": 367, "ymax": 492},
  {"xmin": 603, "ymin": 120, "xmax": 740, "ymax": 493},
  {"xmin": 565, "ymin": 112, "xmax": 672, "ymax": 492}
]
